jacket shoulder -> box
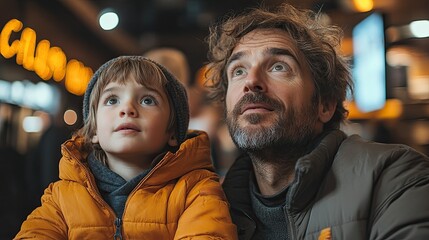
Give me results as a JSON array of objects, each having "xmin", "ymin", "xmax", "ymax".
[{"xmin": 338, "ymin": 134, "xmax": 429, "ymax": 172}]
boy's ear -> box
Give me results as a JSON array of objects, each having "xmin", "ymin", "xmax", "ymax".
[
  {"xmin": 318, "ymin": 100, "xmax": 336, "ymax": 123},
  {"xmin": 168, "ymin": 133, "xmax": 178, "ymax": 147},
  {"xmin": 92, "ymin": 134, "xmax": 99, "ymax": 144}
]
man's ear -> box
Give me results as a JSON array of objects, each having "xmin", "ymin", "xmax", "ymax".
[
  {"xmin": 92, "ymin": 134, "xmax": 99, "ymax": 144},
  {"xmin": 168, "ymin": 133, "xmax": 179, "ymax": 147},
  {"xmin": 318, "ymin": 101, "xmax": 336, "ymax": 123}
]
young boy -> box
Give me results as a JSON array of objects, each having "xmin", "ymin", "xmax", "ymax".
[{"xmin": 15, "ymin": 56, "xmax": 237, "ymax": 239}]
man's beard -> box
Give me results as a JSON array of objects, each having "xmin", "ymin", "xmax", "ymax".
[{"xmin": 226, "ymin": 92, "xmax": 319, "ymax": 160}]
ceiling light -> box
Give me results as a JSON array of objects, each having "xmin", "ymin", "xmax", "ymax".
[
  {"xmin": 409, "ymin": 20, "xmax": 429, "ymax": 38},
  {"xmin": 99, "ymin": 10, "xmax": 119, "ymax": 31}
]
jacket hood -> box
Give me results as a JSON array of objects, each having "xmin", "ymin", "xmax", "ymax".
[{"xmin": 59, "ymin": 130, "xmax": 213, "ymax": 187}]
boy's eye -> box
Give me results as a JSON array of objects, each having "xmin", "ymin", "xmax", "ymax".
[
  {"xmin": 141, "ymin": 96, "xmax": 156, "ymax": 106},
  {"xmin": 106, "ymin": 97, "xmax": 118, "ymax": 105}
]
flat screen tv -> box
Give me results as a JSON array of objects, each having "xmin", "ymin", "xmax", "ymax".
[{"xmin": 352, "ymin": 12, "xmax": 386, "ymax": 112}]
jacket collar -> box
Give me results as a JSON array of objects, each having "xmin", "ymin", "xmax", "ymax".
[
  {"xmin": 222, "ymin": 154, "xmax": 256, "ymax": 239},
  {"xmin": 59, "ymin": 130, "xmax": 214, "ymax": 187},
  {"xmin": 223, "ymin": 130, "xmax": 347, "ymax": 213},
  {"xmin": 287, "ymin": 130, "xmax": 346, "ymax": 211}
]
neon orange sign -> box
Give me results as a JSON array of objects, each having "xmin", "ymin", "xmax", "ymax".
[{"xmin": 0, "ymin": 19, "xmax": 93, "ymax": 95}]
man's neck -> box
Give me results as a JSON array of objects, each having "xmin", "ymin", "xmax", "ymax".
[
  {"xmin": 247, "ymin": 130, "xmax": 327, "ymax": 196},
  {"xmin": 251, "ymin": 157, "xmax": 296, "ymax": 196}
]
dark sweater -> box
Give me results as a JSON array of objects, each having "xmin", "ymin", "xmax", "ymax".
[
  {"xmin": 88, "ymin": 153, "xmax": 151, "ymax": 218},
  {"xmin": 250, "ymin": 176, "xmax": 288, "ymax": 240}
]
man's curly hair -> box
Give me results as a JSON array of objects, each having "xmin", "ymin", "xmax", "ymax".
[{"xmin": 205, "ymin": 3, "xmax": 353, "ymax": 130}]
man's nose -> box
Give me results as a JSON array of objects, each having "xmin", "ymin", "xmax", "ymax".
[{"xmin": 244, "ymin": 69, "xmax": 267, "ymax": 93}]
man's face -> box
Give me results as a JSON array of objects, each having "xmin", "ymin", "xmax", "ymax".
[{"xmin": 225, "ymin": 28, "xmax": 326, "ymax": 153}]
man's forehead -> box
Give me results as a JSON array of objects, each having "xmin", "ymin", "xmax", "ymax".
[
  {"xmin": 229, "ymin": 29, "xmax": 304, "ymax": 64},
  {"xmin": 233, "ymin": 29, "xmax": 299, "ymax": 53}
]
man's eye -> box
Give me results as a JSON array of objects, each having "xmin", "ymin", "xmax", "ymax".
[
  {"xmin": 233, "ymin": 67, "xmax": 246, "ymax": 77},
  {"xmin": 141, "ymin": 96, "xmax": 156, "ymax": 106},
  {"xmin": 272, "ymin": 63, "xmax": 287, "ymax": 71}
]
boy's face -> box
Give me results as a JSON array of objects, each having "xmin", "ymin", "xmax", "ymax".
[{"xmin": 92, "ymin": 75, "xmax": 176, "ymax": 166}]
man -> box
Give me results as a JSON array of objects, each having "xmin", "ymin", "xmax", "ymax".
[{"xmin": 205, "ymin": 3, "xmax": 429, "ymax": 240}]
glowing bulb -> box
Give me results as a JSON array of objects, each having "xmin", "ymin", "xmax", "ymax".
[
  {"xmin": 99, "ymin": 11, "xmax": 119, "ymax": 30},
  {"xmin": 410, "ymin": 20, "xmax": 429, "ymax": 38}
]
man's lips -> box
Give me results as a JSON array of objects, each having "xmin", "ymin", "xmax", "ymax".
[
  {"xmin": 240, "ymin": 103, "xmax": 274, "ymax": 114},
  {"xmin": 114, "ymin": 123, "xmax": 141, "ymax": 132}
]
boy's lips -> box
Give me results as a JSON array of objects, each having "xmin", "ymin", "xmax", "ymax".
[{"xmin": 114, "ymin": 123, "xmax": 141, "ymax": 132}]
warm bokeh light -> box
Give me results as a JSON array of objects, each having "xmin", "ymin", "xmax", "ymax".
[
  {"xmin": 386, "ymin": 47, "xmax": 412, "ymax": 67},
  {"xmin": 0, "ymin": 19, "xmax": 22, "ymax": 58},
  {"xmin": 0, "ymin": 19, "xmax": 93, "ymax": 96},
  {"xmin": 352, "ymin": 0, "xmax": 373, "ymax": 12},
  {"xmin": 63, "ymin": 109, "xmax": 78, "ymax": 126},
  {"xmin": 34, "ymin": 40, "xmax": 53, "ymax": 80},
  {"xmin": 346, "ymin": 99, "xmax": 403, "ymax": 120},
  {"xmin": 341, "ymin": 38, "xmax": 353, "ymax": 56},
  {"xmin": 65, "ymin": 59, "xmax": 93, "ymax": 96},
  {"xmin": 16, "ymin": 28, "xmax": 36, "ymax": 70},
  {"xmin": 48, "ymin": 47, "xmax": 67, "ymax": 82}
]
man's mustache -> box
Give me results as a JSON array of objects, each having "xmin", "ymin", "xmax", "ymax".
[{"xmin": 232, "ymin": 92, "xmax": 284, "ymax": 117}]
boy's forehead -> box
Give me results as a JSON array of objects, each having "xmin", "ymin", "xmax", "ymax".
[
  {"xmin": 102, "ymin": 73, "xmax": 162, "ymax": 88},
  {"xmin": 101, "ymin": 79, "xmax": 163, "ymax": 92}
]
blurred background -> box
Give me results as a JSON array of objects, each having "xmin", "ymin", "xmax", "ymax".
[{"xmin": 1, "ymin": 0, "xmax": 429, "ymax": 238}]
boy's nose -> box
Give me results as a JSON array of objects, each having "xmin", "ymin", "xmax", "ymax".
[{"xmin": 120, "ymin": 103, "xmax": 137, "ymax": 117}]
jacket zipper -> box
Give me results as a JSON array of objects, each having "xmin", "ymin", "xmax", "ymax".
[
  {"xmin": 121, "ymin": 154, "xmax": 171, "ymax": 216},
  {"xmin": 64, "ymin": 146, "xmax": 172, "ymax": 239},
  {"xmin": 284, "ymin": 206, "xmax": 296, "ymax": 240},
  {"xmin": 285, "ymin": 178, "xmax": 298, "ymax": 240},
  {"xmin": 114, "ymin": 218, "xmax": 123, "ymax": 240},
  {"xmin": 64, "ymin": 148, "xmax": 124, "ymax": 238}
]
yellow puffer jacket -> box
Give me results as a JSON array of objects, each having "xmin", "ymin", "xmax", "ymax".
[{"xmin": 15, "ymin": 130, "xmax": 237, "ymax": 239}]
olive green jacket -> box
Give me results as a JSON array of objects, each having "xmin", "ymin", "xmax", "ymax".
[{"xmin": 223, "ymin": 130, "xmax": 429, "ymax": 240}]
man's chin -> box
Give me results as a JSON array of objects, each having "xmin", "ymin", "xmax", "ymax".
[
  {"xmin": 240, "ymin": 112, "xmax": 274, "ymax": 125},
  {"xmin": 236, "ymin": 122, "xmax": 267, "ymax": 133}
]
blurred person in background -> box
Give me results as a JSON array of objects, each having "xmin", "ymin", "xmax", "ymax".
[
  {"xmin": 145, "ymin": 48, "xmax": 240, "ymax": 178},
  {"xmin": 0, "ymin": 104, "xmax": 26, "ymax": 239},
  {"xmin": 144, "ymin": 47, "xmax": 208, "ymax": 121},
  {"xmin": 144, "ymin": 47, "xmax": 191, "ymax": 88},
  {"xmin": 192, "ymin": 66, "xmax": 241, "ymax": 180},
  {"xmin": 206, "ymin": 3, "xmax": 429, "ymax": 239},
  {"xmin": 24, "ymin": 109, "xmax": 74, "ymax": 217}
]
